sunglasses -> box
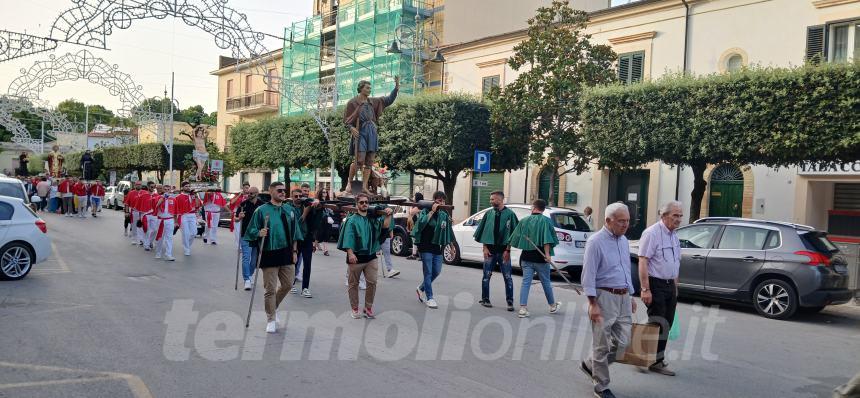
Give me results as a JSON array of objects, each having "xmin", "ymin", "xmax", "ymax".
[
  {"xmin": 357, "ymin": 200, "xmax": 369, "ymax": 205},
  {"xmin": 275, "ymin": 188, "xmax": 286, "ymax": 193}
]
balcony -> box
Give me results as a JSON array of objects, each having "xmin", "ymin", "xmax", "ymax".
[{"xmin": 225, "ymin": 90, "xmax": 280, "ymax": 116}]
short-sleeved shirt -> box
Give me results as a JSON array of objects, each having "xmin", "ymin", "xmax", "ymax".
[{"xmin": 638, "ymin": 221, "xmax": 681, "ymax": 280}]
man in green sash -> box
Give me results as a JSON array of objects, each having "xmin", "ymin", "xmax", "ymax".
[
  {"xmin": 412, "ymin": 191, "xmax": 455, "ymax": 309},
  {"xmin": 243, "ymin": 181, "xmax": 303, "ymax": 334},
  {"xmin": 473, "ymin": 191, "xmax": 519, "ymax": 311},
  {"xmin": 509, "ymin": 199, "xmax": 561, "ymax": 318},
  {"xmin": 337, "ymin": 193, "xmax": 394, "ymax": 319}
]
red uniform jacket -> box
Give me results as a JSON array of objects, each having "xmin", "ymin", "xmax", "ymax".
[
  {"xmin": 174, "ymin": 193, "xmax": 197, "ymax": 215},
  {"xmin": 154, "ymin": 195, "xmax": 177, "ymax": 240},
  {"xmin": 125, "ymin": 190, "xmax": 139, "ymax": 209},
  {"xmin": 58, "ymin": 180, "xmax": 71, "ymax": 194},
  {"xmin": 90, "ymin": 184, "xmax": 105, "ymax": 197},
  {"xmin": 72, "ymin": 182, "xmax": 87, "ymax": 196},
  {"xmin": 134, "ymin": 191, "xmax": 154, "ymax": 213}
]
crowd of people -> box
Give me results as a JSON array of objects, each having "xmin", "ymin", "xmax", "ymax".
[{"xmin": 16, "ymin": 174, "xmax": 107, "ymax": 218}]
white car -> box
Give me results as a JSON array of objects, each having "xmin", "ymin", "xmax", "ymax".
[
  {"xmin": 0, "ymin": 176, "xmax": 30, "ymax": 204},
  {"xmin": 445, "ymin": 204, "xmax": 593, "ymax": 273},
  {"xmin": 0, "ymin": 196, "xmax": 51, "ymax": 280}
]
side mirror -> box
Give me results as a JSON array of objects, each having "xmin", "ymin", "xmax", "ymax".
[{"xmin": 30, "ymin": 195, "xmax": 42, "ymax": 203}]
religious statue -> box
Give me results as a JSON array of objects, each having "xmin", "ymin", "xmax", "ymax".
[
  {"xmin": 48, "ymin": 145, "xmax": 64, "ymax": 178},
  {"xmin": 343, "ymin": 76, "xmax": 399, "ymax": 195},
  {"xmin": 191, "ymin": 125, "xmax": 209, "ymax": 181}
]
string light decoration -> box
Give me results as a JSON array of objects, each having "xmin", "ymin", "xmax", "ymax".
[
  {"xmin": 0, "ymin": 30, "xmax": 59, "ymax": 62},
  {"xmin": 0, "ymin": 96, "xmax": 73, "ymax": 152}
]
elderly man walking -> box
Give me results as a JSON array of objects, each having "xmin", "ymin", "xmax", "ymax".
[
  {"xmin": 638, "ymin": 201, "xmax": 683, "ymax": 376},
  {"xmin": 581, "ymin": 202, "xmax": 638, "ymax": 398}
]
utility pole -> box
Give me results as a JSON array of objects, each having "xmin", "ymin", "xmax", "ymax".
[
  {"xmin": 40, "ymin": 120, "xmax": 45, "ymax": 154},
  {"xmin": 330, "ymin": 10, "xmax": 340, "ymax": 191},
  {"xmin": 169, "ymin": 71, "xmax": 175, "ymax": 187}
]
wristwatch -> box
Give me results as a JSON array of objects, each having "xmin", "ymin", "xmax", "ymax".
[{"xmin": 641, "ymin": 288, "xmax": 650, "ymax": 292}]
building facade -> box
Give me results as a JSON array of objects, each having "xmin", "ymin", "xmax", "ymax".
[{"xmin": 442, "ymin": 0, "xmax": 860, "ymax": 242}]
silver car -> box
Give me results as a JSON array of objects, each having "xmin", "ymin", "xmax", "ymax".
[{"xmin": 630, "ymin": 217, "xmax": 852, "ymax": 319}]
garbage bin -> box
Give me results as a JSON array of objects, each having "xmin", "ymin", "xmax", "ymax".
[{"xmin": 833, "ymin": 241, "xmax": 860, "ymax": 304}]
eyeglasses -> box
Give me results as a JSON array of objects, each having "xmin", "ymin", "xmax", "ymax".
[
  {"xmin": 275, "ymin": 188, "xmax": 286, "ymax": 193},
  {"xmin": 357, "ymin": 200, "xmax": 369, "ymax": 205}
]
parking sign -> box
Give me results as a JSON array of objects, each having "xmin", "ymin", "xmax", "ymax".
[{"xmin": 474, "ymin": 150, "xmax": 491, "ymax": 173}]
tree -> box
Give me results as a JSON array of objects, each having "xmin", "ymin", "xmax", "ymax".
[
  {"xmin": 103, "ymin": 143, "xmax": 195, "ymax": 183},
  {"xmin": 582, "ymin": 62, "xmax": 860, "ymax": 223},
  {"xmin": 492, "ymin": 0, "xmax": 617, "ymax": 204},
  {"xmin": 378, "ymin": 93, "xmax": 493, "ymax": 203}
]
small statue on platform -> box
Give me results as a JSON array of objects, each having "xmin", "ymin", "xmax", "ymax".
[
  {"xmin": 343, "ymin": 76, "xmax": 399, "ymax": 195},
  {"xmin": 48, "ymin": 145, "xmax": 64, "ymax": 178}
]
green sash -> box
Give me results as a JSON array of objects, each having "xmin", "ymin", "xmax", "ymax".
[
  {"xmin": 337, "ymin": 213, "xmax": 385, "ymax": 255},
  {"xmin": 411, "ymin": 209, "xmax": 454, "ymax": 247},
  {"xmin": 509, "ymin": 214, "xmax": 559, "ymax": 256},
  {"xmin": 472, "ymin": 207, "xmax": 519, "ymax": 246}
]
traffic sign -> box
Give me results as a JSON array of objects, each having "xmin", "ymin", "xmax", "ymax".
[
  {"xmin": 472, "ymin": 179, "xmax": 488, "ymax": 187},
  {"xmin": 209, "ymin": 159, "xmax": 224, "ymax": 172},
  {"xmin": 474, "ymin": 150, "xmax": 491, "ymax": 173}
]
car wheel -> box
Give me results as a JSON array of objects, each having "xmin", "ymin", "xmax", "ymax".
[
  {"xmin": 443, "ymin": 241, "xmax": 460, "ymax": 265},
  {"xmin": 752, "ymin": 279, "xmax": 798, "ymax": 320},
  {"xmin": 0, "ymin": 242, "xmax": 34, "ymax": 281},
  {"xmin": 391, "ymin": 230, "xmax": 410, "ymax": 257}
]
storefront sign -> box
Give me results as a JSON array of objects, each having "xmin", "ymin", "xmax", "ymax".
[{"xmin": 797, "ymin": 161, "xmax": 860, "ymax": 175}]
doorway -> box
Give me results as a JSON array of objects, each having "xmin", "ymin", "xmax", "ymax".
[
  {"xmin": 538, "ymin": 167, "xmax": 559, "ymax": 206},
  {"xmin": 608, "ymin": 170, "xmax": 650, "ymax": 240},
  {"xmin": 709, "ymin": 164, "xmax": 744, "ymax": 217}
]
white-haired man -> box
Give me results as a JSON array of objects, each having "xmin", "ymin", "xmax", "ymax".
[
  {"xmin": 581, "ymin": 202, "xmax": 637, "ymax": 398},
  {"xmin": 638, "ymin": 201, "xmax": 683, "ymax": 376}
]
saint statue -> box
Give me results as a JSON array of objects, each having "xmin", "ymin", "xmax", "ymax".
[
  {"xmin": 48, "ymin": 145, "xmax": 64, "ymax": 178},
  {"xmin": 192, "ymin": 125, "xmax": 209, "ymax": 181},
  {"xmin": 343, "ymin": 76, "xmax": 399, "ymax": 194}
]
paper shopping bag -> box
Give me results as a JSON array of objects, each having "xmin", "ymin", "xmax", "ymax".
[{"xmin": 616, "ymin": 323, "xmax": 659, "ymax": 367}]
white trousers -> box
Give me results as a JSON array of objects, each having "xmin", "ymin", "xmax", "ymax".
[
  {"xmin": 180, "ymin": 214, "xmax": 197, "ymax": 254},
  {"xmin": 155, "ymin": 218, "xmax": 175, "ymax": 257},
  {"xmin": 134, "ymin": 211, "xmax": 146, "ymax": 243},
  {"xmin": 204, "ymin": 211, "xmax": 219, "ymax": 243},
  {"xmin": 145, "ymin": 215, "xmax": 159, "ymax": 248},
  {"xmin": 76, "ymin": 196, "xmax": 87, "ymax": 216}
]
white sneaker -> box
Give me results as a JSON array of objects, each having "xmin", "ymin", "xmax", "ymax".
[
  {"xmin": 416, "ymin": 286, "xmax": 425, "ymax": 303},
  {"xmin": 184, "ymin": 251, "xmax": 191, "ymax": 256},
  {"xmin": 518, "ymin": 307, "xmax": 530, "ymax": 318},
  {"xmin": 426, "ymin": 299, "xmax": 438, "ymax": 309},
  {"xmin": 164, "ymin": 256, "xmax": 175, "ymax": 261},
  {"xmin": 388, "ymin": 269, "xmax": 400, "ymax": 278},
  {"xmin": 301, "ymin": 289, "xmax": 312, "ymax": 298},
  {"xmin": 266, "ymin": 321, "xmax": 277, "ymax": 333},
  {"xmin": 154, "ymin": 253, "xmax": 161, "ymax": 259},
  {"xmin": 290, "ymin": 286, "xmax": 298, "ymax": 294},
  {"xmin": 549, "ymin": 302, "xmax": 561, "ymax": 314},
  {"xmin": 244, "ymin": 280, "xmax": 252, "ymax": 290}
]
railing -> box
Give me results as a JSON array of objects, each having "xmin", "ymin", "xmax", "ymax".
[{"xmin": 225, "ymin": 90, "xmax": 280, "ymax": 112}]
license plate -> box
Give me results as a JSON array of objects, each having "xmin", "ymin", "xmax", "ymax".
[{"xmin": 575, "ymin": 241, "xmax": 586, "ymax": 248}]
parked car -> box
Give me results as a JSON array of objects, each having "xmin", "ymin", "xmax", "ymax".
[
  {"xmin": 389, "ymin": 205, "xmax": 413, "ymax": 256},
  {"xmin": 0, "ymin": 176, "xmax": 31, "ymax": 204},
  {"xmin": 629, "ymin": 217, "xmax": 853, "ymax": 320},
  {"xmin": 108, "ymin": 180, "xmax": 133, "ymax": 210},
  {"xmin": 445, "ymin": 204, "xmax": 593, "ymax": 273},
  {"xmin": 0, "ymin": 196, "xmax": 51, "ymax": 280}
]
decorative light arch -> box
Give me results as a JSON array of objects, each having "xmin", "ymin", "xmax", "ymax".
[{"xmin": 0, "ymin": 96, "xmax": 75, "ymax": 153}]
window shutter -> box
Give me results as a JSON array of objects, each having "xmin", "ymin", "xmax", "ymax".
[
  {"xmin": 806, "ymin": 25, "xmax": 825, "ymax": 64},
  {"xmin": 631, "ymin": 53, "xmax": 644, "ymax": 83},
  {"xmin": 618, "ymin": 55, "xmax": 631, "ymax": 84}
]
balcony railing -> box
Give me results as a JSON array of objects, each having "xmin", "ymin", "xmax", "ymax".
[{"xmin": 225, "ymin": 90, "xmax": 280, "ymax": 115}]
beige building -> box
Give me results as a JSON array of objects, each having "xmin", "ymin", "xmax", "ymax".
[
  {"xmin": 136, "ymin": 121, "xmax": 203, "ymax": 144},
  {"xmin": 210, "ymin": 50, "xmax": 283, "ymax": 191},
  {"xmin": 442, "ymin": 0, "xmax": 860, "ymax": 243}
]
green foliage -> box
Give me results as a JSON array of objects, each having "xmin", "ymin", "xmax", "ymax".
[
  {"xmin": 102, "ymin": 143, "xmax": 195, "ymax": 175},
  {"xmin": 581, "ymin": 62, "xmax": 860, "ymax": 220},
  {"xmin": 62, "ymin": 150, "xmax": 104, "ymax": 179},
  {"xmin": 491, "ymin": 0, "xmax": 617, "ymax": 204},
  {"xmin": 56, "ymin": 99, "xmax": 133, "ymax": 132}
]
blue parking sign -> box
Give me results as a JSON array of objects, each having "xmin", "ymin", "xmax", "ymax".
[{"xmin": 474, "ymin": 150, "xmax": 491, "ymax": 173}]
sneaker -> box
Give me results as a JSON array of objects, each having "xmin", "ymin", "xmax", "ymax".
[
  {"xmin": 595, "ymin": 389, "xmax": 617, "ymax": 398},
  {"xmin": 164, "ymin": 256, "xmax": 175, "ymax": 261},
  {"xmin": 580, "ymin": 360, "xmax": 594, "ymax": 380},
  {"xmin": 479, "ymin": 300, "xmax": 493, "ymax": 308},
  {"xmin": 426, "ymin": 299, "xmax": 438, "ymax": 309},
  {"xmin": 154, "ymin": 253, "xmax": 161, "ymax": 259},
  {"xmin": 203, "ymin": 238, "xmax": 207, "ymax": 243},
  {"xmin": 290, "ymin": 287, "xmax": 298, "ymax": 294},
  {"xmin": 550, "ymin": 302, "xmax": 561, "ymax": 314},
  {"xmin": 388, "ymin": 269, "xmax": 400, "ymax": 278},
  {"xmin": 351, "ymin": 308, "xmax": 361, "ymax": 319},
  {"xmin": 184, "ymin": 251, "xmax": 191, "ymax": 256},
  {"xmin": 144, "ymin": 246, "xmax": 151, "ymax": 252},
  {"xmin": 266, "ymin": 321, "xmax": 277, "ymax": 333},
  {"xmin": 406, "ymin": 255, "xmax": 417, "ymax": 260},
  {"xmin": 364, "ymin": 307, "xmax": 375, "ymax": 319},
  {"xmin": 301, "ymin": 289, "xmax": 312, "ymax": 298},
  {"xmin": 507, "ymin": 303, "xmax": 515, "ymax": 312},
  {"xmin": 648, "ymin": 361, "xmax": 676, "ymax": 376},
  {"xmin": 416, "ymin": 286, "xmax": 425, "ymax": 303},
  {"xmin": 518, "ymin": 307, "xmax": 529, "ymax": 318},
  {"xmin": 131, "ymin": 241, "xmax": 139, "ymax": 245},
  {"xmin": 244, "ymin": 280, "xmax": 252, "ymax": 291},
  {"xmin": 211, "ymin": 242, "xmax": 217, "ymax": 245}
]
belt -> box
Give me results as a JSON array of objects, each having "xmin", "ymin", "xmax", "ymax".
[
  {"xmin": 649, "ymin": 276, "xmax": 675, "ymax": 284},
  {"xmin": 598, "ymin": 287, "xmax": 629, "ymax": 295}
]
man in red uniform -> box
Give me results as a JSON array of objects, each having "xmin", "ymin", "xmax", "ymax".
[
  {"xmin": 125, "ymin": 182, "xmax": 142, "ymax": 241},
  {"xmin": 89, "ymin": 180, "xmax": 106, "ymax": 217},
  {"xmin": 203, "ymin": 188, "xmax": 227, "ymax": 245},
  {"xmin": 175, "ymin": 182, "xmax": 200, "ymax": 256},
  {"xmin": 72, "ymin": 177, "xmax": 88, "ymax": 218},
  {"xmin": 58, "ymin": 177, "xmax": 73, "ymax": 217},
  {"xmin": 135, "ymin": 182, "xmax": 155, "ymax": 250},
  {"xmin": 145, "ymin": 185, "xmax": 164, "ymax": 251},
  {"xmin": 229, "ymin": 182, "xmax": 250, "ymax": 247},
  {"xmin": 153, "ymin": 189, "xmax": 177, "ymax": 261}
]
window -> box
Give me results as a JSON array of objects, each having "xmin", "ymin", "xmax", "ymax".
[
  {"xmin": 618, "ymin": 52, "xmax": 644, "ymax": 84},
  {"xmin": 263, "ymin": 172, "xmax": 272, "ymax": 189},
  {"xmin": 481, "ymin": 75, "xmax": 500, "ymax": 97},
  {"xmin": 717, "ymin": 226, "xmax": 770, "ymax": 250},
  {"xmin": 0, "ymin": 182, "xmax": 26, "ymax": 202},
  {"xmin": 0, "ymin": 202, "xmax": 13, "ymax": 220},
  {"xmin": 676, "ymin": 225, "xmax": 720, "ymax": 249},
  {"xmin": 764, "ymin": 231, "xmax": 781, "ymax": 250},
  {"xmin": 245, "ymin": 75, "xmax": 252, "ymax": 94},
  {"xmin": 810, "ymin": 20, "xmax": 860, "ymax": 63},
  {"xmin": 226, "ymin": 79, "xmax": 234, "ymax": 97},
  {"xmin": 267, "ymin": 68, "xmax": 279, "ymax": 91},
  {"xmin": 726, "ymin": 54, "xmax": 744, "ymax": 72},
  {"xmin": 240, "ymin": 172, "xmax": 249, "ymax": 185},
  {"xmin": 551, "ymin": 212, "xmax": 591, "ymax": 232},
  {"xmin": 224, "ymin": 125, "xmax": 233, "ymax": 150}
]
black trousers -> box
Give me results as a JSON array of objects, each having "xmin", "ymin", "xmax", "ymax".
[{"xmin": 646, "ymin": 276, "xmax": 678, "ymax": 363}]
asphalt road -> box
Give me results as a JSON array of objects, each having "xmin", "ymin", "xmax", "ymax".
[{"xmin": 1, "ymin": 208, "xmax": 859, "ymax": 398}]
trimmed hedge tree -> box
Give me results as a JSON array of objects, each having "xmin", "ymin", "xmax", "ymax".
[
  {"xmin": 103, "ymin": 143, "xmax": 195, "ymax": 183},
  {"xmin": 582, "ymin": 62, "xmax": 860, "ymax": 222}
]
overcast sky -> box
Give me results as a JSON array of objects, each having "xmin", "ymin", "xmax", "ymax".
[{"xmin": 0, "ymin": 0, "xmax": 312, "ymax": 117}]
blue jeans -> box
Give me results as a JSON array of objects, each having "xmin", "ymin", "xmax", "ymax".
[
  {"xmin": 482, "ymin": 252, "xmax": 513, "ymax": 304},
  {"xmin": 240, "ymin": 239, "xmax": 258, "ymax": 282},
  {"xmin": 520, "ymin": 261, "xmax": 555, "ymax": 307},
  {"xmin": 419, "ymin": 252, "xmax": 443, "ymax": 300}
]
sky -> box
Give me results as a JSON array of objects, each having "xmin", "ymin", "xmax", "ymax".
[{"xmin": 0, "ymin": 0, "xmax": 313, "ymax": 117}]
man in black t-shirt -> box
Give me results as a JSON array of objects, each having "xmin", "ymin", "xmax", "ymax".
[{"xmin": 235, "ymin": 187, "xmax": 263, "ymax": 290}]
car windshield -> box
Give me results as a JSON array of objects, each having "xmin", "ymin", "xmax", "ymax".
[
  {"xmin": 0, "ymin": 181, "xmax": 26, "ymax": 202},
  {"xmin": 551, "ymin": 212, "xmax": 591, "ymax": 232}
]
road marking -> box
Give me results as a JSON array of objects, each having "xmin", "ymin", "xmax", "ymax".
[
  {"xmin": 31, "ymin": 243, "xmax": 71, "ymax": 275},
  {"xmin": 0, "ymin": 362, "xmax": 154, "ymax": 398}
]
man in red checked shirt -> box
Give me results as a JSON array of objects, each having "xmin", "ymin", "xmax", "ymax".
[
  {"xmin": 58, "ymin": 177, "xmax": 73, "ymax": 217},
  {"xmin": 135, "ymin": 182, "xmax": 155, "ymax": 250},
  {"xmin": 89, "ymin": 180, "xmax": 105, "ymax": 217},
  {"xmin": 202, "ymin": 188, "xmax": 227, "ymax": 245},
  {"xmin": 153, "ymin": 189, "xmax": 177, "ymax": 261},
  {"xmin": 175, "ymin": 182, "xmax": 200, "ymax": 256},
  {"xmin": 72, "ymin": 177, "xmax": 88, "ymax": 218},
  {"xmin": 125, "ymin": 183, "xmax": 142, "ymax": 242}
]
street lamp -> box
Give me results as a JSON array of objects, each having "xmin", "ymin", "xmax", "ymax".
[{"xmin": 386, "ymin": 13, "xmax": 444, "ymax": 93}]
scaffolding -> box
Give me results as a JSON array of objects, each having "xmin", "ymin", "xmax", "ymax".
[{"xmin": 281, "ymin": 0, "xmax": 436, "ymax": 115}]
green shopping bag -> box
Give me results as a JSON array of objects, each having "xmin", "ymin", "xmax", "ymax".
[{"xmin": 668, "ymin": 312, "xmax": 680, "ymax": 341}]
